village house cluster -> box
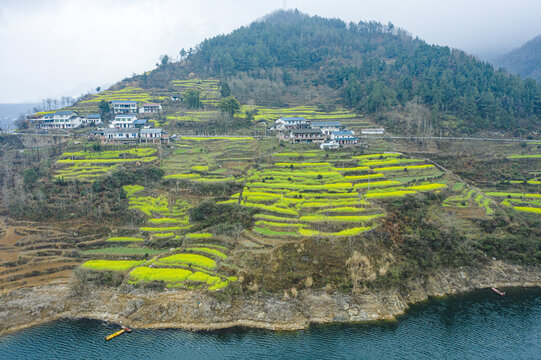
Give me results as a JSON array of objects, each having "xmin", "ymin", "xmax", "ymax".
[
  {"xmin": 273, "ymin": 116, "xmax": 384, "ymax": 149},
  {"xmin": 32, "ymin": 101, "xmax": 168, "ymax": 143},
  {"xmin": 33, "ymin": 101, "xmax": 163, "ymax": 130},
  {"xmin": 33, "ymin": 110, "xmax": 102, "ymax": 129}
]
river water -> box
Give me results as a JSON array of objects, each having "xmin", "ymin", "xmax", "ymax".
[{"xmin": 0, "ymin": 288, "xmax": 539, "ymax": 359}]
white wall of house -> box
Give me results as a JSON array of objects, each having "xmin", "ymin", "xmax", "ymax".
[
  {"xmin": 111, "ymin": 115, "xmax": 137, "ymax": 128},
  {"xmin": 111, "ymin": 102, "xmax": 138, "ymax": 114}
]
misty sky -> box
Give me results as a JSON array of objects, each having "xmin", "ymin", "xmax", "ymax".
[{"xmin": 1, "ymin": 0, "xmax": 540, "ymax": 103}]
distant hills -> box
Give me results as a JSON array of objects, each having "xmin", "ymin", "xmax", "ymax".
[
  {"xmin": 493, "ymin": 34, "xmax": 541, "ymax": 83},
  {"xmin": 127, "ymin": 10, "xmax": 541, "ymax": 135},
  {"xmin": 0, "ymin": 103, "xmax": 40, "ymax": 129}
]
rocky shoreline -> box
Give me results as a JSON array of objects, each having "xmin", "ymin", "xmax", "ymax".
[{"xmin": 1, "ymin": 261, "xmax": 539, "ymax": 336}]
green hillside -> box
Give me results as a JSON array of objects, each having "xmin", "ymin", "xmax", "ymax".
[{"xmin": 137, "ymin": 10, "xmax": 540, "ymax": 136}]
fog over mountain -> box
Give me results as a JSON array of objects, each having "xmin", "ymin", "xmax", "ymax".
[
  {"xmin": 493, "ymin": 34, "xmax": 541, "ymax": 83},
  {"xmin": 1, "ymin": 0, "xmax": 540, "ymax": 103}
]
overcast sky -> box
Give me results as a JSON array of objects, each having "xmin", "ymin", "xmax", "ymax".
[{"xmin": 1, "ymin": 0, "xmax": 540, "ymax": 103}]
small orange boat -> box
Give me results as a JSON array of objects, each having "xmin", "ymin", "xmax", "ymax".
[
  {"xmin": 491, "ymin": 287, "xmax": 505, "ymax": 296},
  {"xmin": 105, "ymin": 326, "xmax": 132, "ymax": 341}
]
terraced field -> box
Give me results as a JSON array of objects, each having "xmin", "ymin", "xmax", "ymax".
[
  {"xmin": 162, "ymin": 136, "xmax": 260, "ymax": 177},
  {"xmin": 170, "ymin": 79, "xmax": 221, "ymax": 106},
  {"xmin": 484, "ymin": 147, "xmax": 541, "ymax": 215},
  {"xmin": 238, "ymin": 105, "xmax": 374, "ymax": 130},
  {"xmin": 0, "ymin": 218, "xmax": 105, "ymax": 291},
  {"xmin": 67, "ymin": 87, "xmax": 168, "ymax": 114},
  {"xmin": 74, "ymin": 138, "xmax": 540, "ymax": 293},
  {"xmin": 80, "ymin": 182, "xmax": 237, "ymax": 291},
  {"xmin": 54, "ymin": 147, "xmax": 158, "ymax": 182},
  {"xmin": 218, "ymin": 151, "xmax": 447, "ymax": 242}
]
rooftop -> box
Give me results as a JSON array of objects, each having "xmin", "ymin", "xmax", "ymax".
[
  {"xmin": 110, "ymin": 100, "xmax": 137, "ymax": 104},
  {"xmin": 86, "ymin": 114, "xmax": 101, "ymax": 118},
  {"xmin": 104, "ymin": 128, "xmax": 140, "ymax": 134},
  {"xmin": 142, "ymin": 103, "xmax": 161, "ymax": 107},
  {"xmin": 311, "ymin": 121, "xmax": 342, "ymax": 127},
  {"xmin": 333, "ymin": 136, "xmax": 358, "ymax": 141},
  {"xmin": 332, "ymin": 130, "xmax": 354, "ymax": 136},
  {"xmin": 291, "ymin": 128, "xmax": 323, "ymax": 134},
  {"xmin": 115, "ymin": 114, "xmax": 138, "ymax": 119},
  {"xmin": 141, "ymin": 128, "xmax": 164, "ymax": 134},
  {"xmin": 279, "ymin": 117, "xmax": 308, "ymax": 121}
]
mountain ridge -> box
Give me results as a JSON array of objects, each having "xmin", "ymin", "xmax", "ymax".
[
  {"xmin": 493, "ymin": 34, "xmax": 541, "ymax": 83},
  {"xmin": 130, "ymin": 10, "xmax": 540, "ymax": 136}
]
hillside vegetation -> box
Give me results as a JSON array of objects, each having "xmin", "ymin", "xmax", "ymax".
[{"xmin": 138, "ymin": 10, "xmax": 541, "ymax": 136}]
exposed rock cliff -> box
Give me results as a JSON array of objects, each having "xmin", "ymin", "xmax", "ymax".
[{"xmin": 1, "ymin": 261, "xmax": 539, "ymax": 335}]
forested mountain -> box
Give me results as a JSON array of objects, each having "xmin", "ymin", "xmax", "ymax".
[
  {"xmin": 144, "ymin": 10, "xmax": 541, "ymax": 135},
  {"xmin": 493, "ymin": 34, "xmax": 541, "ymax": 83}
]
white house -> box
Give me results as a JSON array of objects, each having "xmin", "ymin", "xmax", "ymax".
[
  {"xmin": 140, "ymin": 128, "xmax": 167, "ymax": 142},
  {"xmin": 82, "ymin": 114, "xmax": 102, "ymax": 125},
  {"xmin": 110, "ymin": 101, "xmax": 137, "ymax": 114},
  {"xmin": 330, "ymin": 130, "xmax": 358, "ymax": 145},
  {"xmin": 290, "ymin": 128, "xmax": 325, "ymax": 143},
  {"xmin": 310, "ymin": 121, "xmax": 345, "ymax": 136},
  {"xmin": 138, "ymin": 103, "xmax": 162, "ymax": 114},
  {"xmin": 103, "ymin": 128, "xmax": 140, "ymax": 140},
  {"xmin": 361, "ymin": 128, "xmax": 385, "ymax": 135},
  {"xmin": 275, "ymin": 117, "xmax": 310, "ymax": 131},
  {"xmin": 110, "ymin": 114, "xmax": 138, "ymax": 128},
  {"xmin": 36, "ymin": 110, "xmax": 82, "ymax": 129}
]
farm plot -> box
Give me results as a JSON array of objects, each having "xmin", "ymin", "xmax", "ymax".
[
  {"xmin": 162, "ymin": 137, "xmax": 258, "ymax": 176},
  {"xmin": 67, "ymin": 87, "xmax": 166, "ymax": 114},
  {"xmin": 82, "ymin": 239, "xmax": 236, "ymax": 290},
  {"xmin": 54, "ymin": 147, "xmax": 158, "ymax": 181},
  {"xmin": 166, "ymin": 110, "xmax": 221, "ymax": 122},
  {"xmin": 442, "ymin": 182, "xmax": 494, "ymax": 216},
  {"xmin": 487, "ymin": 192, "xmax": 541, "ymax": 215},
  {"xmin": 170, "ymin": 79, "xmax": 221, "ymax": 106},
  {"xmin": 81, "ymin": 182, "xmax": 237, "ymax": 290},
  {"xmin": 219, "ymin": 151, "xmax": 448, "ymax": 241},
  {"xmin": 239, "ymin": 105, "xmax": 363, "ymax": 124},
  {"xmin": 486, "ymin": 149, "xmax": 541, "ymax": 215}
]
